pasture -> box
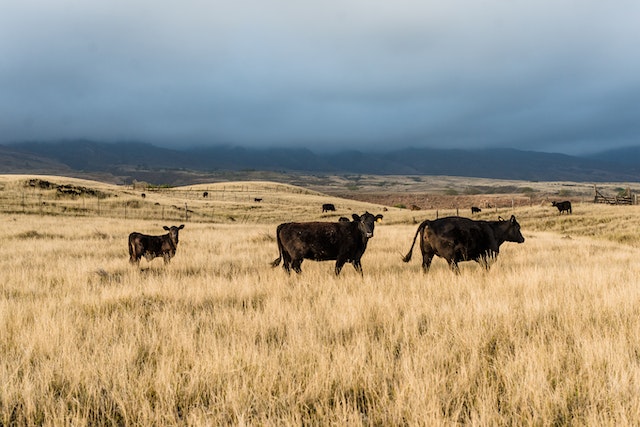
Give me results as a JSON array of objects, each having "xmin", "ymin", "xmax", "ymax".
[{"xmin": 1, "ymin": 175, "xmax": 640, "ymax": 425}]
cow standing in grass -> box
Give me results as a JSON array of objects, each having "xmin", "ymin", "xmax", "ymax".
[
  {"xmin": 402, "ymin": 216, "xmax": 524, "ymax": 274},
  {"xmin": 552, "ymin": 201, "xmax": 572, "ymax": 214},
  {"xmin": 129, "ymin": 225, "xmax": 185, "ymax": 265},
  {"xmin": 272, "ymin": 212, "xmax": 383, "ymax": 275}
]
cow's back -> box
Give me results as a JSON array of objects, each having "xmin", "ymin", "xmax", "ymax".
[
  {"xmin": 278, "ymin": 221, "xmax": 359, "ymax": 260},
  {"xmin": 424, "ymin": 217, "xmax": 497, "ymax": 259},
  {"xmin": 129, "ymin": 232, "xmax": 165, "ymax": 256}
]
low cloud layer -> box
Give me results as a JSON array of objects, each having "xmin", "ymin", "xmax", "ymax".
[{"xmin": 2, "ymin": 0, "xmax": 639, "ymax": 154}]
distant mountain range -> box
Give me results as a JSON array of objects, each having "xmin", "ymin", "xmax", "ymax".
[{"xmin": 1, "ymin": 140, "xmax": 639, "ymax": 184}]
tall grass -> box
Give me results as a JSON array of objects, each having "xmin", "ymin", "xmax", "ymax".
[{"xmin": 1, "ymin": 176, "xmax": 640, "ymax": 424}]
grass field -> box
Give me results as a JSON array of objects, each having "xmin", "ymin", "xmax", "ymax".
[{"xmin": 1, "ymin": 175, "xmax": 640, "ymax": 425}]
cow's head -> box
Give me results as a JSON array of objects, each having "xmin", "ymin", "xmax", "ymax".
[
  {"xmin": 352, "ymin": 212, "xmax": 384, "ymax": 238},
  {"xmin": 499, "ymin": 215, "xmax": 525, "ymax": 243},
  {"xmin": 163, "ymin": 224, "xmax": 185, "ymax": 244}
]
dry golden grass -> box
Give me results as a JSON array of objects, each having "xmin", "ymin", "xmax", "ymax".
[{"xmin": 2, "ymin": 175, "xmax": 640, "ymax": 425}]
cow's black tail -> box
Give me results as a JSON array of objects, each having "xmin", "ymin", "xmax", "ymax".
[
  {"xmin": 402, "ymin": 220, "xmax": 430, "ymax": 263},
  {"xmin": 270, "ymin": 225, "xmax": 284, "ymax": 268}
]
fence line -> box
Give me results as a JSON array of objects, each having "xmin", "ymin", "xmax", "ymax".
[{"xmin": 0, "ymin": 192, "xmax": 222, "ymax": 223}]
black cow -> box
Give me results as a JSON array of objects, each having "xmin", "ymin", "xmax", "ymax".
[
  {"xmin": 203, "ymin": 191, "xmax": 209, "ymax": 198},
  {"xmin": 128, "ymin": 225, "xmax": 185, "ymax": 265},
  {"xmin": 254, "ymin": 198, "xmax": 263, "ymax": 202},
  {"xmin": 322, "ymin": 203, "xmax": 336, "ymax": 212},
  {"xmin": 552, "ymin": 201, "xmax": 572, "ymax": 214},
  {"xmin": 271, "ymin": 212, "xmax": 383, "ymax": 275},
  {"xmin": 402, "ymin": 216, "xmax": 524, "ymax": 274},
  {"xmin": 471, "ymin": 206, "xmax": 482, "ymax": 214}
]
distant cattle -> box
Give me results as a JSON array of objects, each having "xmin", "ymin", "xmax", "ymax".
[
  {"xmin": 254, "ymin": 198, "xmax": 263, "ymax": 202},
  {"xmin": 552, "ymin": 200, "xmax": 572, "ymax": 214},
  {"xmin": 128, "ymin": 225, "xmax": 185, "ymax": 266},
  {"xmin": 322, "ymin": 203, "xmax": 336, "ymax": 212},
  {"xmin": 272, "ymin": 212, "xmax": 383, "ymax": 275},
  {"xmin": 203, "ymin": 191, "xmax": 208, "ymax": 198},
  {"xmin": 141, "ymin": 193, "xmax": 146, "ymax": 199},
  {"xmin": 402, "ymin": 215, "xmax": 524, "ymax": 274},
  {"xmin": 339, "ymin": 217, "xmax": 350, "ymax": 222},
  {"xmin": 471, "ymin": 206, "xmax": 482, "ymax": 214}
]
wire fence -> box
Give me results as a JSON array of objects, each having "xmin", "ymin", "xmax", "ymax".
[
  {"xmin": 0, "ymin": 181, "xmax": 319, "ymax": 223},
  {"xmin": 1, "ymin": 194, "xmax": 202, "ymax": 222}
]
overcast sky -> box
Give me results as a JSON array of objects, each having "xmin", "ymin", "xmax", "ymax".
[{"xmin": 1, "ymin": 0, "xmax": 639, "ymax": 154}]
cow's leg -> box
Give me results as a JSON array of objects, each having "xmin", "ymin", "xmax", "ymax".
[
  {"xmin": 478, "ymin": 255, "xmax": 489, "ymax": 270},
  {"xmin": 284, "ymin": 263, "xmax": 293, "ymax": 274},
  {"xmin": 280, "ymin": 251, "xmax": 292, "ymax": 274},
  {"xmin": 163, "ymin": 254, "xmax": 171, "ymax": 264},
  {"xmin": 479, "ymin": 251, "xmax": 497, "ymax": 271},
  {"xmin": 282, "ymin": 262, "xmax": 291, "ymax": 274},
  {"xmin": 130, "ymin": 242, "xmax": 142, "ymax": 265},
  {"xmin": 335, "ymin": 258, "xmax": 348, "ymax": 276},
  {"xmin": 448, "ymin": 260, "xmax": 461, "ymax": 274},
  {"xmin": 291, "ymin": 258, "xmax": 303, "ymax": 274},
  {"xmin": 421, "ymin": 251, "xmax": 434, "ymax": 273},
  {"xmin": 351, "ymin": 259, "xmax": 363, "ymax": 276}
]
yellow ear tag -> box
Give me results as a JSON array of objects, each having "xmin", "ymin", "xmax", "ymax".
[{"xmin": 377, "ymin": 218, "xmax": 382, "ymax": 223}]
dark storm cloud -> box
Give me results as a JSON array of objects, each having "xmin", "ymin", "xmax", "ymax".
[{"xmin": 1, "ymin": 0, "xmax": 639, "ymax": 153}]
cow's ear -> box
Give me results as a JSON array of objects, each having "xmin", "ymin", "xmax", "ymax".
[
  {"xmin": 498, "ymin": 216, "xmax": 504, "ymax": 221},
  {"xmin": 178, "ymin": 224, "xmax": 185, "ymax": 229},
  {"xmin": 163, "ymin": 226, "xmax": 170, "ymax": 230},
  {"xmin": 510, "ymin": 215, "xmax": 517, "ymax": 223},
  {"xmin": 375, "ymin": 214, "xmax": 383, "ymax": 222},
  {"xmin": 352, "ymin": 213, "xmax": 361, "ymax": 222}
]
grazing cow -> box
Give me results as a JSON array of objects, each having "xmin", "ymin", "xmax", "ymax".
[
  {"xmin": 203, "ymin": 191, "xmax": 209, "ymax": 198},
  {"xmin": 552, "ymin": 200, "xmax": 572, "ymax": 214},
  {"xmin": 322, "ymin": 203, "xmax": 336, "ymax": 212},
  {"xmin": 141, "ymin": 193, "xmax": 146, "ymax": 199},
  {"xmin": 128, "ymin": 225, "xmax": 185, "ymax": 265},
  {"xmin": 471, "ymin": 206, "xmax": 482, "ymax": 214},
  {"xmin": 271, "ymin": 212, "xmax": 383, "ymax": 275},
  {"xmin": 402, "ymin": 216, "xmax": 524, "ymax": 274},
  {"xmin": 254, "ymin": 198, "xmax": 263, "ymax": 202}
]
